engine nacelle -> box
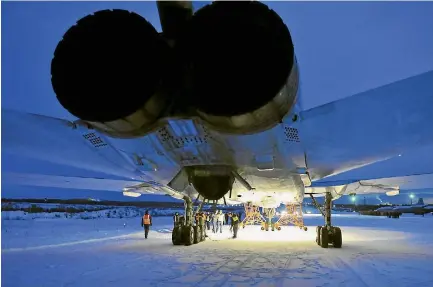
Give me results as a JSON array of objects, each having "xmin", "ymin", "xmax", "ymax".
[
  {"xmin": 185, "ymin": 1, "xmax": 299, "ymax": 135},
  {"xmin": 51, "ymin": 9, "xmax": 171, "ymax": 138},
  {"xmin": 51, "ymin": 4, "xmax": 298, "ymax": 137}
]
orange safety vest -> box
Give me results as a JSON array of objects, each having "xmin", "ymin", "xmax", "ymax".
[{"xmin": 143, "ymin": 214, "xmax": 151, "ymax": 225}]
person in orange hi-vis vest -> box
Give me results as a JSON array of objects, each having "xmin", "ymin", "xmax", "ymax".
[{"xmin": 141, "ymin": 210, "xmax": 152, "ymax": 239}]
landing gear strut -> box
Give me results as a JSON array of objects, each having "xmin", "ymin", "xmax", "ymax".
[
  {"xmin": 311, "ymin": 193, "xmax": 342, "ymax": 248},
  {"xmin": 172, "ymin": 196, "xmax": 206, "ymax": 246}
]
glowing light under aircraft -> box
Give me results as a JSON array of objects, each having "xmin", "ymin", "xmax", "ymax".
[{"xmin": 207, "ymin": 224, "xmax": 410, "ymax": 243}]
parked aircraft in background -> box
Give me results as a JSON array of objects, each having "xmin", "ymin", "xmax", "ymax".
[{"xmin": 376, "ymin": 198, "xmax": 433, "ymax": 215}]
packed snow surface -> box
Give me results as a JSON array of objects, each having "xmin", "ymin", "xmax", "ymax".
[{"xmin": 2, "ymin": 213, "xmax": 433, "ymax": 287}]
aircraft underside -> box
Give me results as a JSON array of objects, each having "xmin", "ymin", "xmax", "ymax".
[{"xmin": 3, "ymin": 1, "xmax": 433, "ymax": 249}]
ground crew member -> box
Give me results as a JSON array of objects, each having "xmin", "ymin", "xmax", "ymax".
[
  {"xmin": 198, "ymin": 212, "xmax": 206, "ymax": 237},
  {"xmin": 195, "ymin": 212, "xmax": 200, "ymax": 225},
  {"xmin": 224, "ymin": 212, "xmax": 229, "ymax": 225},
  {"xmin": 228, "ymin": 212, "xmax": 233, "ymax": 232},
  {"xmin": 231, "ymin": 213, "xmax": 240, "ymax": 239},
  {"xmin": 206, "ymin": 212, "xmax": 211, "ymax": 230},
  {"xmin": 173, "ymin": 212, "xmax": 180, "ymax": 227},
  {"xmin": 216, "ymin": 210, "xmax": 224, "ymax": 233},
  {"xmin": 212, "ymin": 211, "xmax": 218, "ymax": 233},
  {"xmin": 141, "ymin": 210, "xmax": 152, "ymax": 239}
]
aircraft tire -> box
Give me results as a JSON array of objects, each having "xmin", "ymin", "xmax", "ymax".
[
  {"xmin": 193, "ymin": 226, "xmax": 200, "ymax": 244},
  {"xmin": 172, "ymin": 226, "xmax": 183, "ymax": 245},
  {"xmin": 184, "ymin": 226, "xmax": 194, "ymax": 246},
  {"xmin": 200, "ymin": 225, "xmax": 206, "ymax": 241},
  {"xmin": 332, "ymin": 227, "xmax": 342, "ymax": 248},
  {"xmin": 320, "ymin": 227, "xmax": 329, "ymax": 248},
  {"xmin": 316, "ymin": 226, "xmax": 322, "ymax": 245}
]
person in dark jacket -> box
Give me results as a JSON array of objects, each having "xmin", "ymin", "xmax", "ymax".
[
  {"xmin": 228, "ymin": 212, "xmax": 233, "ymax": 232},
  {"xmin": 231, "ymin": 213, "xmax": 240, "ymax": 239},
  {"xmin": 224, "ymin": 212, "xmax": 229, "ymax": 225},
  {"xmin": 206, "ymin": 212, "xmax": 211, "ymax": 230},
  {"xmin": 141, "ymin": 210, "xmax": 152, "ymax": 239}
]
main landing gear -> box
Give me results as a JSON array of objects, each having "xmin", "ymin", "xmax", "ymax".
[
  {"xmin": 172, "ymin": 196, "xmax": 207, "ymax": 246},
  {"xmin": 311, "ymin": 193, "xmax": 342, "ymax": 248}
]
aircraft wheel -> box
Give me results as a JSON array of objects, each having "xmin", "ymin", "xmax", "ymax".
[
  {"xmin": 184, "ymin": 225, "xmax": 194, "ymax": 246},
  {"xmin": 320, "ymin": 227, "xmax": 329, "ymax": 248},
  {"xmin": 172, "ymin": 226, "xmax": 183, "ymax": 245},
  {"xmin": 277, "ymin": 227, "xmax": 281, "ymax": 231},
  {"xmin": 200, "ymin": 225, "xmax": 206, "ymax": 241},
  {"xmin": 261, "ymin": 226, "xmax": 265, "ymax": 230},
  {"xmin": 200, "ymin": 225, "xmax": 205, "ymax": 241},
  {"xmin": 316, "ymin": 226, "xmax": 322, "ymax": 245},
  {"xmin": 332, "ymin": 227, "xmax": 342, "ymax": 248},
  {"xmin": 193, "ymin": 226, "xmax": 200, "ymax": 244},
  {"xmin": 303, "ymin": 226, "xmax": 308, "ymax": 231}
]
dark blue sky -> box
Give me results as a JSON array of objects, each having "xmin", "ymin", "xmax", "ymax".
[{"xmin": 2, "ymin": 1, "xmax": 433, "ymax": 203}]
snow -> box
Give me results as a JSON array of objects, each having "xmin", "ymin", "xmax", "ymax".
[{"xmin": 2, "ymin": 213, "xmax": 433, "ymax": 286}]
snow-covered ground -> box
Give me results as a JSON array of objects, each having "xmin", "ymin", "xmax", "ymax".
[{"xmin": 2, "ymin": 213, "xmax": 433, "ymax": 287}]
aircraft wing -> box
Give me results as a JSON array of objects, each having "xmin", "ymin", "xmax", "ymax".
[
  {"xmin": 2, "ymin": 171, "xmax": 185, "ymax": 199},
  {"xmin": 2, "ymin": 109, "xmax": 142, "ymax": 180},
  {"xmin": 299, "ymin": 70, "xmax": 433, "ymax": 181},
  {"xmin": 306, "ymin": 173, "xmax": 433, "ymax": 198},
  {"xmin": 2, "ymin": 110, "xmax": 186, "ymax": 199}
]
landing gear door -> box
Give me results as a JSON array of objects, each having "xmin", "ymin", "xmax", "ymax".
[{"xmin": 168, "ymin": 168, "xmax": 189, "ymax": 192}]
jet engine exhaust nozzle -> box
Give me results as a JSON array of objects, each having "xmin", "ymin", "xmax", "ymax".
[
  {"xmin": 186, "ymin": 1, "xmax": 299, "ymax": 134},
  {"xmin": 51, "ymin": 9, "xmax": 171, "ymax": 138}
]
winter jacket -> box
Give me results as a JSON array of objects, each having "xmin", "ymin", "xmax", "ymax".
[
  {"xmin": 141, "ymin": 214, "xmax": 152, "ymax": 226},
  {"xmin": 217, "ymin": 213, "xmax": 225, "ymax": 223}
]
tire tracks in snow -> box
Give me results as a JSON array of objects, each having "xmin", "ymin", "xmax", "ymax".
[
  {"xmin": 190, "ymin": 253, "xmax": 242, "ymax": 287},
  {"xmin": 331, "ymin": 256, "xmax": 370, "ymax": 287},
  {"xmin": 214, "ymin": 253, "xmax": 257, "ymax": 287},
  {"xmin": 331, "ymin": 252, "xmax": 402, "ymax": 287}
]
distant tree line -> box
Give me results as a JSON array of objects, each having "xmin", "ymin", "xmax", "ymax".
[
  {"xmin": 1, "ymin": 198, "xmax": 186, "ymax": 208},
  {"xmin": 0, "ymin": 198, "xmax": 240, "ymax": 210}
]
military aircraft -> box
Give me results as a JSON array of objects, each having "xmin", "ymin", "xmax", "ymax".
[
  {"xmin": 376, "ymin": 198, "xmax": 433, "ymax": 215},
  {"xmin": 3, "ymin": 1, "xmax": 433, "ymax": 248}
]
